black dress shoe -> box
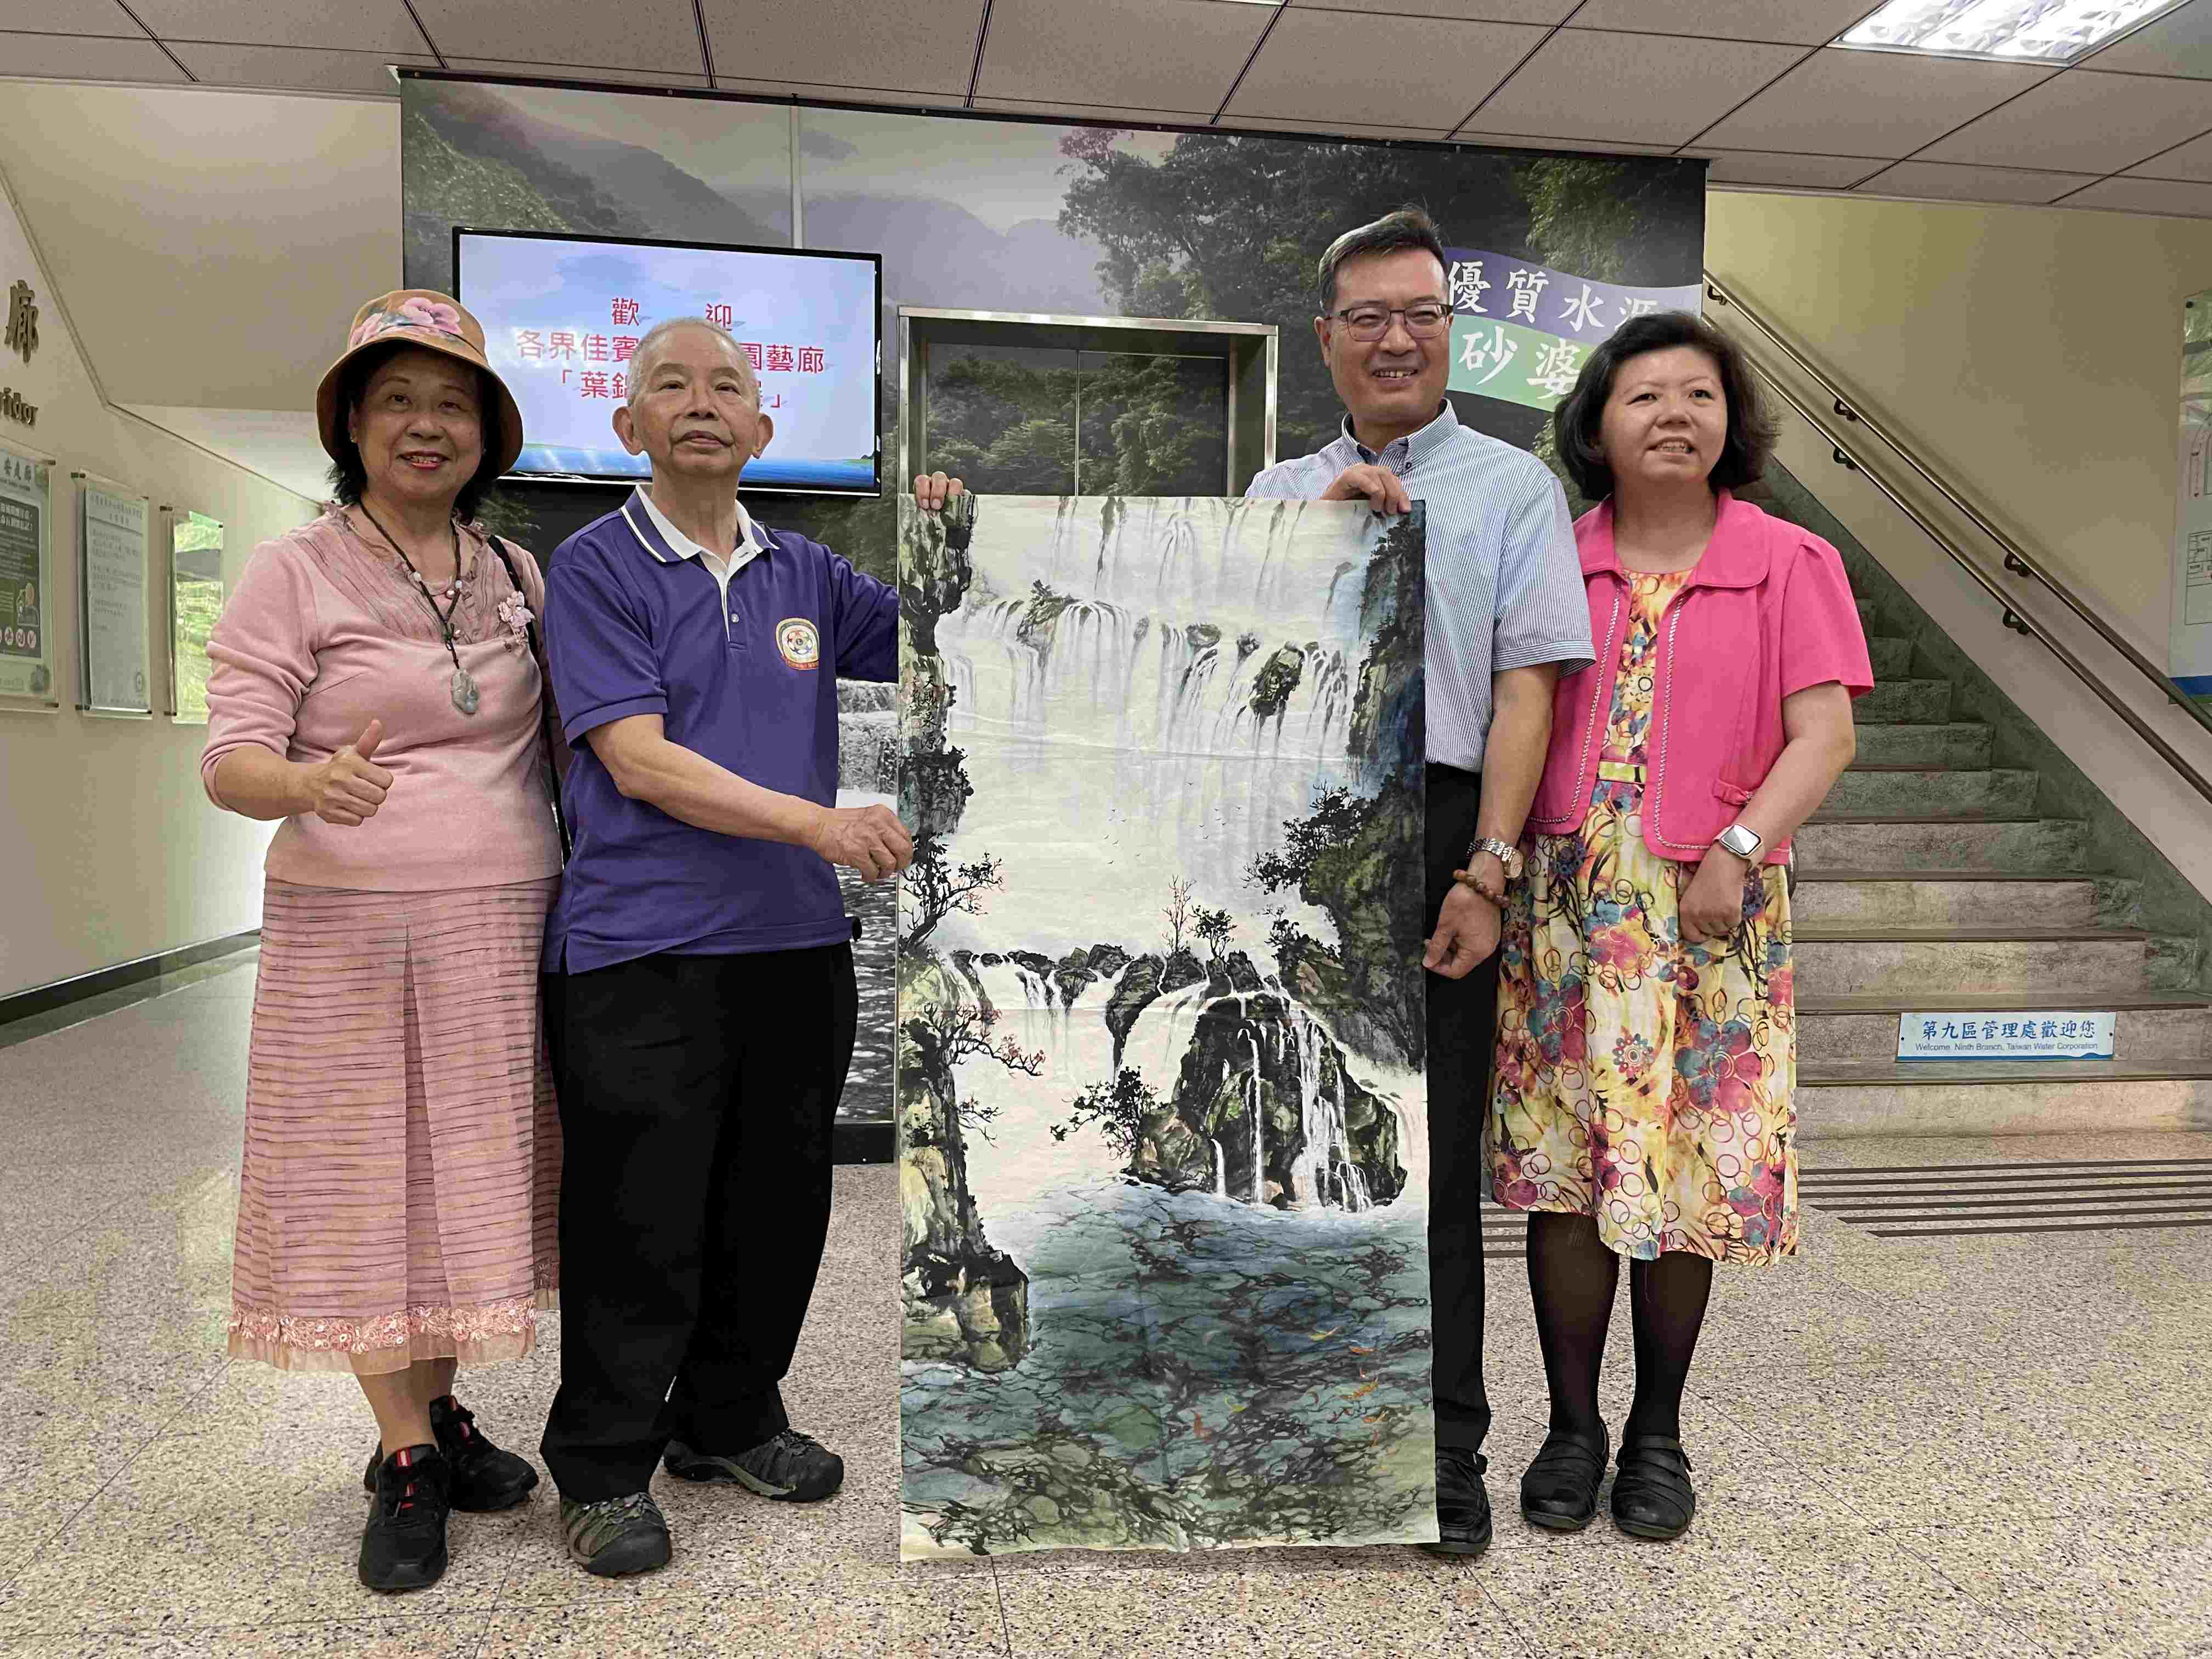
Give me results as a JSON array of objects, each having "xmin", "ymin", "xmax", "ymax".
[
  {"xmin": 1611, "ymin": 1435, "xmax": 1695, "ymax": 1541},
  {"xmin": 1520, "ymin": 1427, "xmax": 1609, "ymax": 1531},
  {"xmin": 1419, "ymin": 1447, "xmax": 1492, "ymax": 1557},
  {"xmin": 359, "ymin": 1444, "xmax": 450, "ymax": 1593},
  {"xmin": 363, "ymin": 1395, "xmax": 539, "ymax": 1513}
]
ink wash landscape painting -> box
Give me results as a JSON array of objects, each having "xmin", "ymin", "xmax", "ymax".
[{"xmin": 896, "ymin": 493, "xmax": 1434, "ymax": 1559}]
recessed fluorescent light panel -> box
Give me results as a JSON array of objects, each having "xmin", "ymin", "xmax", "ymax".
[{"xmin": 1836, "ymin": 0, "xmax": 2190, "ymax": 63}]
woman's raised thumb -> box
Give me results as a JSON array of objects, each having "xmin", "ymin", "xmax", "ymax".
[{"xmin": 351, "ymin": 718, "xmax": 385, "ymax": 760}]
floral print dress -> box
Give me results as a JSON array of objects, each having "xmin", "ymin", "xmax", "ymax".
[{"xmin": 1490, "ymin": 568, "xmax": 1798, "ymax": 1266}]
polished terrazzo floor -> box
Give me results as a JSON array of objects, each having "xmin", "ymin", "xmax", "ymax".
[{"xmin": 2, "ymin": 954, "xmax": 2207, "ymax": 1657}]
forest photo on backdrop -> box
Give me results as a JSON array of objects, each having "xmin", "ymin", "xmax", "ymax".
[{"xmin": 400, "ymin": 77, "xmax": 1706, "ymax": 1130}]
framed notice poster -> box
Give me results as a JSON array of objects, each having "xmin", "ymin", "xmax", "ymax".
[
  {"xmin": 0, "ymin": 441, "xmax": 54, "ymax": 708},
  {"xmin": 77, "ymin": 474, "xmax": 152, "ymax": 716},
  {"xmin": 2174, "ymin": 289, "xmax": 2212, "ymax": 708},
  {"xmin": 168, "ymin": 509, "xmax": 223, "ymax": 724}
]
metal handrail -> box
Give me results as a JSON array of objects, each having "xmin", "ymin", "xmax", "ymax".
[{"xmin": 1702, "ymin": 271, "xmax": 2212, "ymax": 809}]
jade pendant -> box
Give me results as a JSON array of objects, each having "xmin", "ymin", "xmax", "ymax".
[{"xmin": 450, "ymin": 666, "xmax": 480, "ymax": 716}]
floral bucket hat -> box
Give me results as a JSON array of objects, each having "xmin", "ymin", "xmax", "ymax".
[{"xmin": 314, "ymin": 289, "xmax": 525, "ymax": 476}]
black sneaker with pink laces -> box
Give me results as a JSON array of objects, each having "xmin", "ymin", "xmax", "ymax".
[
  {"xmin": 362, "ymin": 1395, "xmax": 539, "ymax": 1513},
  {"xmin": 359, "ymin": 1444, "xmax": 450, "ymax": 1592}
]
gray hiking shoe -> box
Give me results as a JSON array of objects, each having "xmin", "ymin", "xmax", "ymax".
[
  {"xmin": 664, "ymin": 1429, "xmax": 844, "ymax": 1502},
  {"xmin": 560, "ymin": 1491, "xmax": 670, "ymax": 1578}
]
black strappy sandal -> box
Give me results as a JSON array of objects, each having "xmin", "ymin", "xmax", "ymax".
[
  {"xmin": 1611, "ymin": 1434, "xmax": 1696, "ymax": 1540},
  {"xmin": 1519, "ymin": 1427, "xmax": 1610, "ymax": 1531}
]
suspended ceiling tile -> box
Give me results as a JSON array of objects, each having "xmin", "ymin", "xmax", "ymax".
[
  {"xmin": 1696, "ymin": 149, "xmax": 1886, "ymax": 187},
  {"xmin": 442, "ymin": 60, "xmax": 713, "ymax": 89},
  {"xmin": 1693, "ymin": 46, "xmax": 2050, "ymax": 156},
  {"xmin": 1564, "ymin": 0, "xmax": 1880, "ymax": 44},
  {"xmin": 170, "ymin": 43, "xmax": 431, "ymax": 95},
  {"xmin": 1286, "ymin": 0, "xmax": 1579, "ymax": 21},
  {"xmin": 2079, "ymin": 0, "xmax": 2212, "ymax": 77},
  {"xmin": 699, "ymin": 0, "xmax": 983, "ymax": 97},
  {"xmin": 410, "ymin": 0, "xmax": 706, "ymax": 75},
  {"xmin": 977, "ymin": 0, "xmax": 1268, "ymax": 114},
  {"xmin": 0, "ymin": 31, "xmax": 187, "ymax": 81},
  {"xmin": 1855, "ymin": 159, "xmax": 2102, "ymax": 204},
  {"xmin": 1460, "ymin": 29, "xmax": 1802, "ymax": 145},
  {"xmin": 128, "ymin": 0, "xmax": 429, "ymax": 55},
  {"xmin": 1225, "ymin": 8, "xmax": 1545, "ymax": 128},
  {"xmin": 1915, "ymin": 68, "xmax": 2212, "ymax": 174},
  {"xmin": 2059, "ymin": 173, "xmax": 2212, "ymax": 215},
  {"xmin": 0, "ymin": 0, "xmax": 142, "ymax": 36},
  {"xmin": 2129, "ymin": 127, "xmax": 2212, "ymax": 179}
]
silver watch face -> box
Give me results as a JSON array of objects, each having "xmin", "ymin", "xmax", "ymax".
[{"xmin": 1719, "ymin": 825, "xmax": 1760, "ymax": 857}]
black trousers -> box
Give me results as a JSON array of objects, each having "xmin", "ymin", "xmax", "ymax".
[
  {"xmin": 1426, "ymin": 762, "xmax": 1498, "ymax": 1454},
  {"xmin": 539, "ymin": 943, "xmax": 857, "ymax": 1502}
]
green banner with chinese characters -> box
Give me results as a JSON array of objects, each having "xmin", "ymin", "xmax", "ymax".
[{"xmin": 1445, "ymin": 315, "xmax": 1593, "ymax": 413}]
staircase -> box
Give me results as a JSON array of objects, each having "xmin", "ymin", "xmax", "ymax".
[{"xmin": 1793, "ymin": 602, "xmax": 2212, "ymax": 1138}]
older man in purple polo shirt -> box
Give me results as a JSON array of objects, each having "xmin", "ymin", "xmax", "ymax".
[{"xmin": 538, "ymin": 317, "xmax": 909, "ymax": 1578}]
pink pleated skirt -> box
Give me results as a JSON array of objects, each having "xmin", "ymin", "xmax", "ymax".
[{"xmin": 227, "ymin": 877, "xmax": 561, "ymax": 1375}]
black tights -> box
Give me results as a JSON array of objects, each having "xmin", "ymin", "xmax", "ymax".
[{"xmin": 1526, "ymin": 1211, "xmax": 1713, "ymax": 1443}]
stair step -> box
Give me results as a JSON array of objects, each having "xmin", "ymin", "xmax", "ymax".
[
  {"xmin": 1799, "ymin": 992, "xmax": 2212, "ymax": 1064},
  {"xmin": 1796, "ymin": 1061, "xmax": 2212, "ymax": 1140},
  {"xmin": 1792, "ymin": 924, "xmax": 2155, "ymax": 998},
  {"xmin": 1853, "ymin": 723, "xmax": 1991, "ymax": 767},
  {"xmin": 1857, "ymin": 679, "xmax": 1951, "ymax": 724},
  {"xmin": 1868, "ymin": 636, "xmax": 1913, "ymax": 676},
  {"xmin": 1791, "ymin": 873, "xmax": 2121, "ymax": 928},
  {"xmin": 1795, "ymin": 816, "xmax": 2085, "ymax": 873},
  {"xmin": 1825, "ymin": 766, "xmax": 2036, "ymax": 815}
]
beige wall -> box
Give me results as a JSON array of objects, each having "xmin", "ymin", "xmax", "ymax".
[
  {"xmin": 0, "ymin": 163, "xmax": 313, "ymax": 1000},
  {"xmin": 1706, "ymin": 190, "xmax": 2212, "ymax": 651}
]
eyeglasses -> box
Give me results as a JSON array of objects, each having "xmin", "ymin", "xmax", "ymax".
[{"xmin": 1325, "ymin": 302, "xmax": 1452, "ymax": 341}]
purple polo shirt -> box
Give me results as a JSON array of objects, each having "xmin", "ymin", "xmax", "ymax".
[{"xmin": 542, "ymin": 488, "xmax": 897, "ymax": 974}]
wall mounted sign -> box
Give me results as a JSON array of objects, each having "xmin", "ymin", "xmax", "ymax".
[
  {"xmin": 2172, "ymin": 289, "xmax": 2211, "ymax": 707},
  {"xmin": 167, "ymin": 507, "xmax": 223, "ymax": 724},
  {"xmin": 76, "ymin": 474, "xmax": 151, "ymax": 716},
  {"xmin": 0, "ymin": 440, "xmax": 52, "ymax": 706},
  {"xmin": 1898, "ymin": 1012, "xmax": 2115, "ymax": 1060}
]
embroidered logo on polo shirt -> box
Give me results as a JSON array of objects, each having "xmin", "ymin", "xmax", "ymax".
[{"xmin": 776, "ymin": 617, "xmax": 821, "ymax": 670}]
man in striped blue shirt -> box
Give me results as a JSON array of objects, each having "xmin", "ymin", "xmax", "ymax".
[{"xmin": 1246, "ymin": 207, "xmax": 1593, "ymax": 1560}]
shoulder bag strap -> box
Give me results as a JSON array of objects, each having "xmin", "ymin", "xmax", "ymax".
[{"xmin": 487, "ymin": 534, "xmax": 572, "ymax": 860}]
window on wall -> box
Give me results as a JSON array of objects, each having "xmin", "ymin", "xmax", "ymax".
[{"xmin": 923, "ymin": 346, "xmax": 1229, "ymax": 498}]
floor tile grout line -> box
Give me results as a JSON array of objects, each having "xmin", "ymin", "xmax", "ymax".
[{"xmin": 0, "ymin": 1353, "xmax": 235, "ymax": 1606}]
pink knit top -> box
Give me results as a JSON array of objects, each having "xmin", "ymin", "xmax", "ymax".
[{"xmin": 201, "ymin": 509, "xmax": 562, "ymax": 892}]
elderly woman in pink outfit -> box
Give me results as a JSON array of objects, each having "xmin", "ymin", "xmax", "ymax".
[
  {"xmin": 1485, "ymin": 311, "xmax": 1870, "ymax": 1546},
  {"xmin": 202, "ymin": 290, "xmax": 561, "ymax": 1594}
]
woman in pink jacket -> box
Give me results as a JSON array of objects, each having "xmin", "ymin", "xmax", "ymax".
[
  {"xmin": 202, "ymin": 291, "xmax": 560, "ymax": 1594},
  {"xmin": 1485, "ymin": 312, "xmax": 1870, "ymax": 1543}
]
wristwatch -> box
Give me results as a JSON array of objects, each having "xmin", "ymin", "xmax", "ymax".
[
  {"xmin": 1470, "ymin": 837, "xmax": 1523, "ymax": 880},
  {"xmin": 1714, "ymin": 822, "xmax": 1763, "ymax": 861}
]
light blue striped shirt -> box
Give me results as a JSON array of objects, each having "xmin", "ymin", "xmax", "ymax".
[{"xmin": 1246, "ymin": 402, "xmax": 1594, "ymax": 770}]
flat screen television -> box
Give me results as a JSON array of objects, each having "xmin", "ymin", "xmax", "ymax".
[{"xmin": 453, "ymin": 228, "xmax": 882, "ymax": 496}]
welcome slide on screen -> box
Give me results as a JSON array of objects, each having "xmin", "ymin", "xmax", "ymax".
[{"xmin": 457, "ymin": 231, "xmax": 879, "ymax": 493}]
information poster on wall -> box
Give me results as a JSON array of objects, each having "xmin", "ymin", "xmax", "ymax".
[
  {"xmin": 168, "ymin": 509, "xmax": 223, "ymax": 724},
  {"xmin": 0, "ymin": 442, "xmax": 52, "ymax": 705},
  {"xmin": 2173, "ymin": 289, "xmax": 2212, "ymax": 708},
  {"xmin": 78, "ymin": 476, "xmax": 151, "ymax": 715}
]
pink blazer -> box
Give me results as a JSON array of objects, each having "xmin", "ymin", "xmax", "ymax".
[{"xmin": 1527, "ymin": 491, "xmax": 1874, "ymax": 865}]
